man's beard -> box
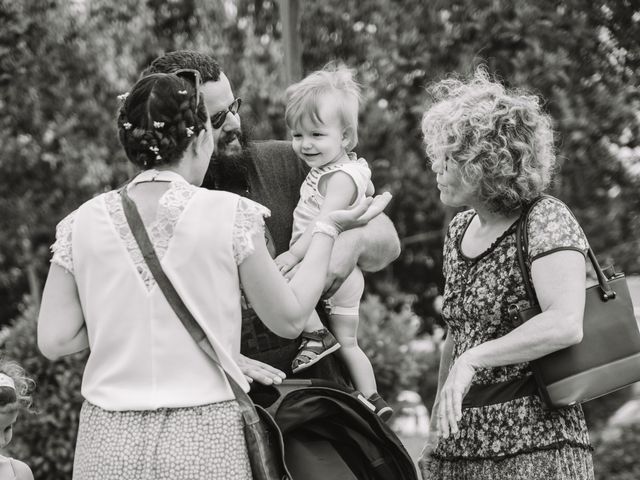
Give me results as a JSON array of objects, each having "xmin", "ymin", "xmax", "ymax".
[{"xmin": 201, "ymin": 127, "xmax": 252, "ymax": 196}]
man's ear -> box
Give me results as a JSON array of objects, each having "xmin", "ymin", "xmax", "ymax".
[{"xmin": 193, "ymin": 127, "xmax": 210, "ymax": 152}]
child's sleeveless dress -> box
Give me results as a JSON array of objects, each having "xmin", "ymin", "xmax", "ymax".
[{"xmin": 290, "ymin": 154, "xmax": 371, "ymax": 315}]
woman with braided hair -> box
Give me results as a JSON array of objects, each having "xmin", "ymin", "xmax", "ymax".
[{"xmin": 37, "ymin": 71, "xmax": 391, "ymax": 480}]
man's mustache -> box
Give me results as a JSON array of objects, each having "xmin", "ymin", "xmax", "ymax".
[{"xmin": 218, "ymin": 129, "xmax": 242, "ymax": 148}]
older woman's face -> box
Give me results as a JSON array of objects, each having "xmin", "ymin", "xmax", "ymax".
[{"xmin": 430, "ymin": 155, "xmax": 476, "ymax": 208}]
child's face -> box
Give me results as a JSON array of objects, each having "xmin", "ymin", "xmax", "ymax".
[
  {"xmin": 291, "ymin": 99, "xmax": 347, "ymax": 169},
  {"xmin": 0, "ymin": 410, "xmax": 17, "ymax": 448}
]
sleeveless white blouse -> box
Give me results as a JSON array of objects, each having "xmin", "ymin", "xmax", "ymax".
[{"xmin": 51, "ymin": 170, "xmax": 270, "ymax": 411}]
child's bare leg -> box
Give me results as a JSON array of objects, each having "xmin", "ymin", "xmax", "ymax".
[
  {"xmin": 303, "ymin": 309, "xmax": 324, "ymax": 333},
  {"xmin": 330, "ymin": 313, "xmax": 377, "ymax": 397}
]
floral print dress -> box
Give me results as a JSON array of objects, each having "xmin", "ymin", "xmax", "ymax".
[{"xmin": 420, "ymin": 198, "xmax": 594, "ymax": 480}]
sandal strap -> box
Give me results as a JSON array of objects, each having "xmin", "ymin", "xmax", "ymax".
[
  {"xmin": 300, "ymin": 328, "xmax": 332, "ymax": 348},
  {"xmin": 296, "ymin": 342, "xmax": 328, "ymax": 357},
  {"xmin": 300, "ymin": 329, "xmax": 326, "ymax": 343}
]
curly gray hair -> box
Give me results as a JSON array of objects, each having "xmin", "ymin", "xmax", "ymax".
[{"xmin": 422, "ymin": 67, "xmax": 556, "ymax": 215}]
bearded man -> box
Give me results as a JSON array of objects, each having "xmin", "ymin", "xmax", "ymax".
[{"xmin": 143, "ymin": 51, "xmax": 400, "ymax": 386}]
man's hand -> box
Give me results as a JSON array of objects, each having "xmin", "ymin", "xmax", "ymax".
[
  {"xmin": 236, "ymin": 354, "xmax": 287, "ymax": 385},
  {"xmin": 274, "ymin": 250, "xmax": 301, "ymax": 276}
]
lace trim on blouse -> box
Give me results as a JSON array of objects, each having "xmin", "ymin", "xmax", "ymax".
[
  {"xmin": 51, "ymin": 211, "xmax": 77, "ymax": 274},
  {"xmin": 233, "ymin": 197, "xmax": 271, "ymax": 265},
  {"xmin": 105, "ymin": 183, "xmax": 198, "ymax": 290},
  {"xmin": 51, "ymin": 184, "xmax": 271, "ymax": 288}
]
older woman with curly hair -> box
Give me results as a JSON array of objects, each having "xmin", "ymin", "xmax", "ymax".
[{"xmin": 419, "ymin": 68, "xmax": 594, "ymax": 480}]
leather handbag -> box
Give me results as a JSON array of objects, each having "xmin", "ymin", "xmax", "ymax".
[
  {"xmin": 510, "ymin": 195, "xmax": 640, "ymax": 409},
  {"xmin": 120, "ymin": 187, "xmax": 290, "ymax": 480}
]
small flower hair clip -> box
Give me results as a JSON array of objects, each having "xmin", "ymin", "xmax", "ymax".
[
  {"xmin": 123, "ymin": 122, "xmax": 132, "ymax": 130},
  {"xmin": 178, "ymin": 90, "xmax": 188, "ymax": 95},
  {"xmin": 153, "ymin": 121, "xmax": 165, "ymax": 128},
  {"xmin": 117, "ymin": 92, "xmax": 130, "ymax": 102},
  {"xmin": 185, "ymin": 126, "xmax": 195, "ymax": 137}
]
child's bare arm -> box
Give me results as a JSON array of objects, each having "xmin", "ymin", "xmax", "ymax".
[{"xmin": 288, "ymin": 171, "xmax": 357, "ymax": 263}]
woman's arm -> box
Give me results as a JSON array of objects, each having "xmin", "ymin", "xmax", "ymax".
[
  {"xmin": 239, "ymin": 223, "xmax": 338, "ymax": 339},
  {"xmin": 437, "ymin": 249, "xmax": 586, "ymax": 437},
  {"xmin": 37, "ymin": 264, "xmax": 89, "ymax": 360},
  {"xmin": 466, "ymin": 250, "xmax": 585, "ymax": 364},
  {"xmin": 423, "ymin": 334, "xmax": 454, "ymax": 454},
  {"xmin": 240, "ymin": 192, "xmax": 390, "ymax": 339}
]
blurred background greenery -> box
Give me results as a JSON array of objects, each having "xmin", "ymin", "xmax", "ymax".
[{"xmin": 1, "ymin": 0, "xmax": 639, "ymax": 478}]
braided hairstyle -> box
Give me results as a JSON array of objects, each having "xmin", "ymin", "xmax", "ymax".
[{"xmin": 117, "ymin": 73, "xmax": 209, "ymax": 169}]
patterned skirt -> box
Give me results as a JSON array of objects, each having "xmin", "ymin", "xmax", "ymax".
[
  {"xmin": 420, "ymin": 444, "xmax": 594, "ymax": 480},
  {"xmin": 73, "ymin": 400, "xmax": 252, "ymax": 480}
]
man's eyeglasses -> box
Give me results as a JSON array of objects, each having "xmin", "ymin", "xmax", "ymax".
[
  {"xmin": 174, "ymin": 69, "xmax": 202, "ymax": 109},
  {"xmin": 211, "ymin": 98, "xmax": 242, "ymax": 129}
]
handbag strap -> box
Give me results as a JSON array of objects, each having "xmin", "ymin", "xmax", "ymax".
[
  {"xmin": 119, "ymin": 186, "xmax": 260, "ymax": 426},
  {"xmin": 515, "ymin": 194, "xmax": 615, "ymax": 309}
]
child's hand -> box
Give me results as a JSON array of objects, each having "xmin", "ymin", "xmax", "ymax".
[{"xmin": 275, "ymin": 251, "xmax": 301, "ymax": 276}]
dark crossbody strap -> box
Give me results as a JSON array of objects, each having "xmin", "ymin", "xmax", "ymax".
[
  {"xmin": 119, "ymin": 186, "xmax": 260, "ymax": 426},
  {"xmin": 515, "ymin": 194, "xmax": 615, "ymax": 309}
]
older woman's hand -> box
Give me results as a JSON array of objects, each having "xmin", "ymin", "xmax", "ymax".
[{"xmin": 437, "ymin": 352, "xmax": 476, "ymax": 439}]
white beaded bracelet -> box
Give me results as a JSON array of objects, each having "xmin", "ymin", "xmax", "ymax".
[{"xmin": 312, "ymin": 221, "xmax": 341, "ymax": 239}]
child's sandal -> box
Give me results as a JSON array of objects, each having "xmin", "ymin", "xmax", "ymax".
[
  {"xmin": 291, "ymin": 329, "xmax": 341, "ymax": 373},
  {"xmin": 366, "ymin": 392, "xmax": 394, "ymax": 422}
]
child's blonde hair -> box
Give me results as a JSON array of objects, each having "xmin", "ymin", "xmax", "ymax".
[
  {"xmin": 285, "ymin": 64, "xmax": 361, "ymax": 151},
  {"xmin": 0, "ymin": 358, "xmax": 34, "ymax": 414}
]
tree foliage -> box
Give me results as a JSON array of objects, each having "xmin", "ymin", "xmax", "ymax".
[
  {"xmin": 1, "ymin": 0, "xmax": 639, "ymax": 475},
  {"xmin": 233, "ymin": 0, "xmax": 640, "ymax": 328},
  {"xmin": 1, "ymin": 0, "xmax": 638, "ymax": 329}
]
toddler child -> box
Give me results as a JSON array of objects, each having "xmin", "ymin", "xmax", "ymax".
[
  {"xmin": 275, "ymin": 66, "xmax": 392, "ymax": 420},
  {"xmin": 0, "ymin": 358, "xmax": 34, "ymax": 480}
]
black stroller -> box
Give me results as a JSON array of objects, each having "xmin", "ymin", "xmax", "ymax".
[{"xmin": 251, "ymin": 379, "xmax": 420, "ymax": 480}]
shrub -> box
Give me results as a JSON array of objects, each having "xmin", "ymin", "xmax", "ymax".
[
  {"xmin": 2, "ymin": 302, "xmax": 86, "ymax": 480},
  {"xmin": 593, "ymin": 422, "xmax": 640, "ymax": 480}
]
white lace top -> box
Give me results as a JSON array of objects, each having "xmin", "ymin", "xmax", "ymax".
[
  {"xmin": 49, "ymin": 170, "xmax": 271, "ymax": 411},
  {"xmin": 51, "ymin": 170, "xmax": 269, "ymax": 290}
]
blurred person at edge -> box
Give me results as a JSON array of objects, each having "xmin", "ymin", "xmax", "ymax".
[
  {"xmin": 0, "ymin": 359, "xmax": 34, "ymax": 480},
  {"xmin": 37, "ymin": 71, "xmax": 389, "ymax": 479},
  {"xmin": 143, "ymin": 50, "xmax": 401, "ymax": 387},
  {"xmin": 419, "ymin": 68, "xmax": 593, "ymax": 480}
]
